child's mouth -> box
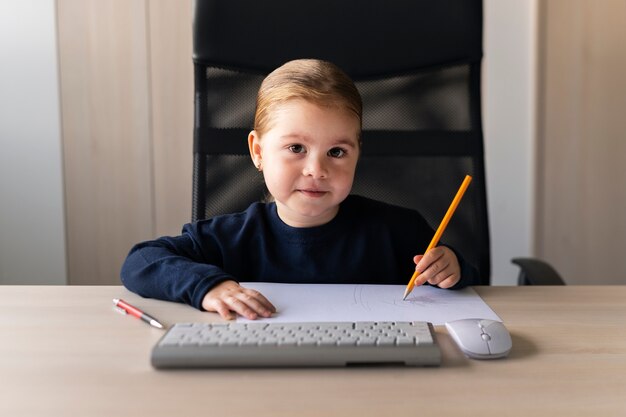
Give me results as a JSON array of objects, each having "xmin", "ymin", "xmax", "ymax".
[{"xmin": 299, "ymin": 189, "xmax": 327, "ymax": 198}]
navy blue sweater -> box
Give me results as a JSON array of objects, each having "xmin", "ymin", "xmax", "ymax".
[{"xmin": 121, "ymin": 195, "xmax": 479, "ymax": 310}]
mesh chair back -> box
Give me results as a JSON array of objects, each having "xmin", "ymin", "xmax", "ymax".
[{"xmin": 192, "ymin": 0, "xmax": 490, "ymax": 284}]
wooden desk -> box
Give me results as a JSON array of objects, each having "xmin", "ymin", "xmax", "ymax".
[{"xmin": 1, "ymin": 286, "xmax": 625, "ymax": 416}]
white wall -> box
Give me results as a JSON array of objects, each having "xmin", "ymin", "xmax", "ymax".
[
  {"xmin": 0, "ymin": 0, "xmax": 535, "ymax": 286},
  {"xmin": 483, "ymin": 0, "xmax": 537, "ymax": 285},
  {"xmin": 0, "ymin": 0, "xmax": 67, "ymax": 284}
]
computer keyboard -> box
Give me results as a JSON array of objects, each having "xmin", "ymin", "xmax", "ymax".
[{"xmin": 151, "ymin": 321, "xmax": 441, "ymax": 368}]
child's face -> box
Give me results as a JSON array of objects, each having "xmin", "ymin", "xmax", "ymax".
[{"xmin": 249, "ymin": 99, "xmax": 360, "ymax": 227}]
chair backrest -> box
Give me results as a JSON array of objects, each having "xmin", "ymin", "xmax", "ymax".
[{"xmin": 192, "ymin": 0, "xmax": 490, "ymax": 284}]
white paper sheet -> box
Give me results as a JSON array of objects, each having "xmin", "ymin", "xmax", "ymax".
[{"xmin": 237, "ymin": 283, "xmax": 501, "ymax": 325}]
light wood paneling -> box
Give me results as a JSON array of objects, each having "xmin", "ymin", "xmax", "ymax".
[
  {"xmin": 148, "ymin": 1, "xmax": 193, "ymax": 237},
  {"xmin": 57, "ymin": 0, "xmax": 154, "ymax": 284},
  {"xmin": 536, "ymin": 0, "xmax": 626, "ymax": 284},
  {"xmin": 58, "ymin": 0, "xmax": 194, "ymax": 284}
]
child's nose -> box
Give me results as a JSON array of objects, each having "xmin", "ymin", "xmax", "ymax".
[{"xmin": 302, "ymin": 155, "xmax": 328, "ymax": 179}]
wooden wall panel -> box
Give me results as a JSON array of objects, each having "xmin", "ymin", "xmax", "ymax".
[
  {"xmin": 57, "ymin": 0, "xmax": 154, "ymax": 285},
  {"xmin": 536, "ymin": 0, "xmax": 626, "ymax": 284},
  {"xmin": 148, "ymin": 1, "xmax": 193, "ymax": 237}
]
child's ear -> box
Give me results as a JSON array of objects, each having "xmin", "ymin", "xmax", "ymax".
[{"xmin": 248, "ymin": 130, "xmax": 262, "ymax": 170}]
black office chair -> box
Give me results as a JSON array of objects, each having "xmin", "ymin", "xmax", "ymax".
[{"xmin": 191, "ymin": 0, "xmax": 564, "ymax": 286}]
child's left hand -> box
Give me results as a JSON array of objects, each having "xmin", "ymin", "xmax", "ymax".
[{"xmin": 412, "ymin": 246, "xmax": 461, "ymax": 289}]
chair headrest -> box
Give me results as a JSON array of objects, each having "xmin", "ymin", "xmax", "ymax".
[{"xmin": 193, "ymin": 0, "xmax": 483, "ymax": 78}]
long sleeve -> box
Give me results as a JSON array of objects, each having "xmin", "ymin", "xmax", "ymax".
[
  {"xmin": 445, "ymin": 245, "xmax": 481, "ymax": 289},
  {"xmin": 120, "ymin": 225, "xmax": 235, "ymax": 310}
]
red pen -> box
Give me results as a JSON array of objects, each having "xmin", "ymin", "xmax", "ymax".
[{"xmin": 113, "ymin": 298, "xmax": 164, "ymax": 329}]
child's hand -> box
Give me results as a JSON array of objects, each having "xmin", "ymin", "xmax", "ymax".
[
  {"xmin": 201, "ymin": 280, "xmax": 276, "ymax": 320},
  {"xmin": 412, "ymin": 246, "xmax": 461, "ymax": 289}
]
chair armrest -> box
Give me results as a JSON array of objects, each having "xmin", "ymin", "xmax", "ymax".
[{"xmin": 511, "ymin": 258, "xmax": 566, "ymax": 285}]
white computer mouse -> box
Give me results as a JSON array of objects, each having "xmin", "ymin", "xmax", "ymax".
[{"xmin": 445, "ymin": 318, "xmax": 512, "ymax": 359}]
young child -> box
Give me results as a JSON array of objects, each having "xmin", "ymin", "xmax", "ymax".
[{"xmin": 121, "ymin": 59, "xmax": 479, "ymax": 320}]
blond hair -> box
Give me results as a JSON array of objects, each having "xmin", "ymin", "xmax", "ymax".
[{"xmin": 253, "ymin": 59, "xmax": 362, "ymax": 137}]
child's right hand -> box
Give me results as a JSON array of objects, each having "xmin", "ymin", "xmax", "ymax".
[{"xmin": 201, "ymin": 280, "xmax": 276, "ymax": 320}]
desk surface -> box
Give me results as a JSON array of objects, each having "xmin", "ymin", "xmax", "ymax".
[{"xmin": 1, "ymin": 285, "xmax": 625, "ymax": 416}]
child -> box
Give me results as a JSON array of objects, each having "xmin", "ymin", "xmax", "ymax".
[{"xmin": 121, "ymin": 59, "xmax": 479, "ymax": 320}]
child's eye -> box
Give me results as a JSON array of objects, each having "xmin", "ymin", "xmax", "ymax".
[
  {"xmin": 289, "ymin": 144, "xmax": 305, "ymax": 154},
  {"xmin": 328, "ymin": 147, "xmax": 346, "ymax": 158}
]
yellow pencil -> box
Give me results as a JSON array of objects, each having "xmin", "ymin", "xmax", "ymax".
[{"xmin": 402, "ymin": 175, "xmax": 473, "ymax": 300}]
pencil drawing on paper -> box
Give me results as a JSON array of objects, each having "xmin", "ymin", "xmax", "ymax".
[
  {"xmin": 352, "ymin": 285, "xmax": 373, "ymax": 312},
  {"xmin": 239, "ymin": 282, "xmax": 499, "ymax": 325},
  {"xmin": 352, "ymin": 285, "xmax": 452, "ymax": 312},
  {"xmin": 383, "ymin": 295, "xmax": 440, "ymax": 308}
]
